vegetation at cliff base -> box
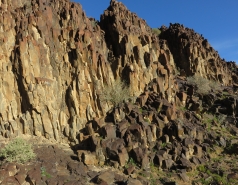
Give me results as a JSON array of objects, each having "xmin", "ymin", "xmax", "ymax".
[
  {"xmin": 100, "ymin": 79, "xmax": 130, "ymax": 106},
  {"xmin": 187, "ymin": 75, "xmax": 220, "ymax": 94},
  {"xmin": 0, "ymin": 138, "xmax": 36, "ymax": 163}
]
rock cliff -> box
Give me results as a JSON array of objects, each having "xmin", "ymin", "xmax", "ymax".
[
  {"xmin": 2, "ymin": 0, "xmax": 238, "ymax": 184},
  {"xmin": 0, "ymin": 0, "xmax": 178, "ymax": 143},
  {"xmin": 160, "ymin": 23, "xmax": 237, "ymax": 85},
  {"xmin": 0, "ymin": 0, "xmax": 237, "ymax": 145}
]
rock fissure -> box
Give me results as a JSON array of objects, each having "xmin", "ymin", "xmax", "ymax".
[{"xmin": 1, "ymin": 0, "xmax": 238, "ymax": 184}]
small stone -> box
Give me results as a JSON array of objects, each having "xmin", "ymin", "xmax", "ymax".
[
  {"xmin": 179, "ymin": 158, "xmax": 193, "ymax": 171},
  {"xmin": 82, "ymin": 151, "xmax": 98, "ymax": 166},
  {"xmin": 227, "ymin": 173, "xmax": 238, "ymax": 181},
  {"xmin": 125, "ymin": 165, "xmax": 135, "ymax": 175},
  {"xmin": 162, "ymin": 159, "xmax": 174, "ymax": 169},
  {"xmin": 87, "ymin": 171, "xmax": 99, "ymax": 179},
  {"xmin": 194, "ymin": 145, "xmax": 203, "ymax": 158},
  {"xmin": 179, "ymin": 172, "xmax": 189, "ymax": 182},
  {"xmin": 126, "ymin": 178, "xmax": 143, "ymax": 185},
  {"xmin": 97, "ymin": 171, "xmax": 115, "ymax": 185},
  {"xmin": 219, "ymin": 137, "xmax": 226, "ymax": 147},
  {"xmin": 1, "ymin": 176, "xmax": 20, "ymax": 185}
]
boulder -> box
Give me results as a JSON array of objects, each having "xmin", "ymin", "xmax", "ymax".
[{"xmin": 97, "ymin": 171, "xmax": 115, "ymax": 185}]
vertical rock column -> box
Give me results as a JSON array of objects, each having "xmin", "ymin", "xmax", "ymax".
[{"xmin": 99, "ymin": 0, "xmax": 177, "ymax": 102}]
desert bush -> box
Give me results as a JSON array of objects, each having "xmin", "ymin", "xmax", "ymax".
[
  {"xmin": 100, "ymin": 79, "xmax": 130, "ymax": 106},
  {"xmin": 187, "ymin": 75, "xmax": 220, "ymax": 94},
  {"xmin": 152, "ymin": 28, "xmax": 161, "ymax": 36},
  {"xmin": 209, "ymin": 80, "xmax": 220, "ymax": 92},
  {"xmin": 214, "ymin": 114, "xmax": 226, "ymax": 125},
  {"xmin": 0, "ymin": 138, "xmax": 36, "ymax": 163}
]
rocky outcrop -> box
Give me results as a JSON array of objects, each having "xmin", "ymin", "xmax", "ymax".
[
  {"xmin": 1, "ymin": 1, "xmax": 238, "ymax": 184},
  {"xmin": 99, "ymin": 0, "xmax": 177, "ymax": 100},
  {"xmin": 0, "ymin": 0, "xmax": 238, "ymax": 144},
  {"xmin": 159, "ymin": 23, "xmax": 238, "ymax": 85},
  {"xmin": 0, "ymin": 137, "xmax": 130, "ymax": 185},
  {"xmin": 0, "ymin": 0, "xmax": 177, "ymax": 143},
  {"xmin": 77, "ymin": 91, "xmax": 210, "ymax": 171},
  {"xmin": 1, "ymin": 0, "xmax": 110, "ymax": 142}
]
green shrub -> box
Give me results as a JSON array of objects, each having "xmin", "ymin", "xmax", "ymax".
[
  {"xmin": 125, "ymin": 158, "xmax": 136, "ymax": 168},
  {"xmin": 100, "ymin": 79, "xmax": 130, "ymax": 106},
  {"xmin": 196, "ymin": 165, "xmax": 229, "ymax": 185},
  {"xmin": 197, "ymin": 165, "xmax": 207, "ymax": 173},
  {"xmin": 41, "ymin": 167, "xmax": 52, "ymax": 178},
  {"xmin": 0, "ymin": 138, "xmax": 36, "ymax": 163},
  {"xmin": 187, "ymin": 75, "xmax": 220, "ymax": 94},
  {"xmin": 152, "ymin": 28, "xmax": 161, "ymax": 36}
]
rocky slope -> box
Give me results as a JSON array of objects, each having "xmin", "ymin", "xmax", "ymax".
[
  {"xmin": 1, "ymin": 82, "xmax": 238, "ymax": 184},
  {"xmin": 1, "ymin": 0, "xmax": 238, "ymax": 184}
]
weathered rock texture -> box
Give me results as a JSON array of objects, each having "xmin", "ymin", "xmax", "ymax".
[
  {"xmin": 77, "ymin": 92, "xmax": 210, "ymax": 171},
  {"xmin": 159, "ymin": 23, "xmax": 238, "ymax": 85},
  {"xmin": 2, "ymin": 1, "xmax": 238, "ymax": 184},
  {"xmin": 0, "ymin": 0, "xmax": 116, "ymax": 142},
  {"xmin": 0, "ymin": 0, "xmax": 237, "ymax": 144},
  {"xmin": 0, "ymin": 0, "xmax": 178, "ymax": 142},
  {"xmin": 100, "ymin": 0, "xmax": 177, "ymax": 101}
]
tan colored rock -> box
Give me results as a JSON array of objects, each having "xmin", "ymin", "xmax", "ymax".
[
  {"xmin": 0, "ymin": 0, "xmax": 113, "ymax": 141},
  {"xmin": 97, "ymin": 171, "xmax": 115, "ymax": 185},
  {"xmin": 81, "ymin": 151, "xmax": 98, "ymax": 166},
  {"xmin": 126, "ymin": 178, "xmax": 143, "ymax": 185},
  {"xmin": 0, "ymin": 176, "xmax": 20, "ymax": 185},
  {"xmin": 0, "ymin": 0, "xmax": 236, "ymax": 146},
  {"xmin": 5, "ymin": 164, "xmax": 18, "ymax": 177},
  {"xmin": 0, "ymin": 169, "xmax": 9, "ymax": 183}
]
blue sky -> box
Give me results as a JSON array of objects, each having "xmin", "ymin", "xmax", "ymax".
[{"xmin": 73, "ymin": 0, "xmax": 238, "ymax": 63}]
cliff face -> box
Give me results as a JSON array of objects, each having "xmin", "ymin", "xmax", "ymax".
[
  {"xmin": 160, "ymin": 23, "xmax": 237, "ymax": 85},
  {"xmin": 0, "ymin": 0, "xmax": 177, "ymax": 142},
  {"xmin": 0, "ymin": 0, "xmax": 237, "ymax": 143},
  {"xmin": 99, "ymin": 0, "xmax": 177, "ymax": 102},
  {"xmin": 1, "ymin": 0, "xmax": 112, "ymax": 142}
]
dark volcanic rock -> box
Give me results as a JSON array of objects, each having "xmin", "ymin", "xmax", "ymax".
[
  {"xmin": 160, "ymin": 23, "xmax": 238, "ymax": 85},
  {"xmin": 1, "ymin": 0, "xmax": 238, "ymax": 184}
]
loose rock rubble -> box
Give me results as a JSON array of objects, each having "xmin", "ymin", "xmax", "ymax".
[{"xmin": 1, "ymin": 0, "xmax": 238, "ymax": 184}]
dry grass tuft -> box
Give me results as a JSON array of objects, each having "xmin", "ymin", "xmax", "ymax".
[
  {"xmin": 100, "ymin": 79, "xmax": 130, "ymax": 106},
  {"xmin": 187, "ymin": 75, "xmax": 220, "ymax": 94}
]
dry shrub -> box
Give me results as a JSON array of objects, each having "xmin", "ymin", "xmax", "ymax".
[
  {"xmin": 209, "ymin": 80, "xmax": 220, "ymax": 92},
  {"xmin": 100, "ymin": 79, "xmax": 130, "ymax": 106},
  {"xmin": 187, "ymin": 75, "xmax": 220, "ymax": 94},
  {"xmin": 152, "ymin": 28, "xmax": 161, "ymax": 36}
]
